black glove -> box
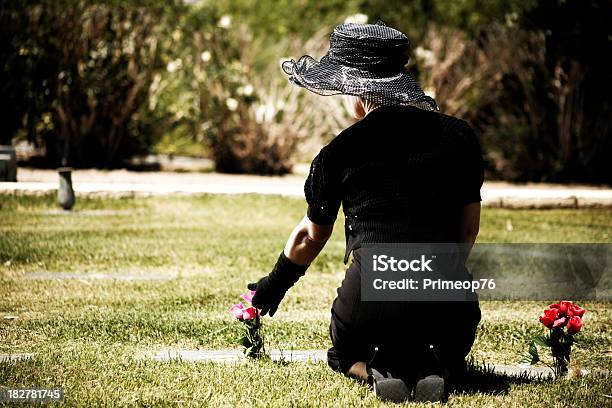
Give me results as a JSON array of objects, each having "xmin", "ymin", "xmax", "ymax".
[{"xmin": 247, "ymin": 252, "xmax": 308, "ymax": 317}]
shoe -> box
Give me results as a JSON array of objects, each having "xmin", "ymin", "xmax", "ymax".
[
  {"xmin": 414, "ymin": 374, "xmax": 445, "ymax": 403},
  {"xmin": 366, "ymin": 347, "xmax": 411, "ymax": 403},
  {"xmin": 413, "ymin": 344, "xmax": 447, "ymax": 403},
  {"xmin": 368, "ymin": 368, "xmax": 411, "ymax": 403}
]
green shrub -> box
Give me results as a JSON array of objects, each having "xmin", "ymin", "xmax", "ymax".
[
  {"xmin": 0, "ymin": 0, "xmax": 188, "ymax": 167},
  {"xmin": 152, "ymin": 7, "xmax": 350, "ymax": 174}
]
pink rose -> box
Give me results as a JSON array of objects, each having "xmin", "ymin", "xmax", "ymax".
[
  {"xmin": 241, "ymin": 290, "xmax": 256, "ymax": 304},
  {"xmin": 230, "ymin": 303, "xmax": 245, "ymax": 320},
  {"xmin": 567, "ymin": 316, "xmax": 583, "ymax": 334},
  {"xmin": 552, "ymin": 316, "xmax": 567, "ymax": 328}
]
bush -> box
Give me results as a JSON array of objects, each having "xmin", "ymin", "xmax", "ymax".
[
  {"xmin": 0, "ymin": 0, "xmax": 185, "ymax": 167},
  {"xmin": 405, "ymin": 2, "xmax": 612, "ymax": 183},
  {"xmin": 146, "ymin": 7, "xmax": 288, "ymax": 174},
  {"xmin": 151, "ymin": 9, "xmax": 350, "ymax": 174}
]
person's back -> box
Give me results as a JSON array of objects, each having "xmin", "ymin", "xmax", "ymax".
[{"xmin": 309, "ymin": 104, "xmax": 484, "ymax": 263}]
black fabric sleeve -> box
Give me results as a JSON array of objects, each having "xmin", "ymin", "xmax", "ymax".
[
  {"xmin": 457, "ymin": 123, "xmax": 484, "ymax": 206},
  {"xmin": 304, "ymin": 146, "xmax": 342, "ymax": 225}
]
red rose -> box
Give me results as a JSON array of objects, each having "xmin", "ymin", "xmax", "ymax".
[
  {"xmin": 552, "ymin": 316, "xmax": 567, "ymax": 328},
  {"xmin": 241, "ymin": 306, "xmax": 259, "ymax": 320},
  {"xmin": 567, "ymin": 316, "xmax": 583, "ymax": 334},
  {"xmin": 557, "ymin": 301, "xmax": 574, "ymax": 316},
  {"xmin": 569, "ymin": 305, "xmax": 586, "ymax": 317},
  {"xmin": 539, "ymin": 308, "xmax": 558, "ymax": 328}
]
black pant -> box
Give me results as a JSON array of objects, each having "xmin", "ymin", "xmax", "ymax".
[{"xmin": 327, "ymin": 250, "xmax": 481, "ymax": 377}]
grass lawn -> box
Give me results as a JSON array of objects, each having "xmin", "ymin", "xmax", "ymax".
[{"xmin": 1, "ymin": 194, "xmax": 611, "ymax": 406}]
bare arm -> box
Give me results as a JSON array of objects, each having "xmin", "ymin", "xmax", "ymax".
[
  {"xmin": 283, "ymin": 215, "xmax": 334, "ymax": 266},
  {"xmin": 459, "ymin": 202, "xmax": 481, "ymax": 261}
]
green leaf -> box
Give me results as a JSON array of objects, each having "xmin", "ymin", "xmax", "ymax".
[
  {"xmin": 527, "ymin": 340, "xmax": 540, "ymax": 365},
  {"xmin": 240, "ymin": 336, "xmax": 250, "ymax": 347},
  {"xmin": 532, "ymin": 335, "xmax": 550, "ymax": 348}
]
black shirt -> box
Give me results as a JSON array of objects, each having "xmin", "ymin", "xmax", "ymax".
[{"xmin": 304, "ymin": 104, "xmax": 484, "ymax": 263}]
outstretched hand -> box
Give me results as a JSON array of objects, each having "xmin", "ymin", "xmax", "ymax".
[
  {"xmin": 247, "ymin": 277, "xmax": 288, "ymax": 317},
  {"xmin": 247, "ymin": 252, "xmax": 308, "ymax": 317}
]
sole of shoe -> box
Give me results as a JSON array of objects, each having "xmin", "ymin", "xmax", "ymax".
[{"xmin": 414, "ymin": 375, "xmax": 445, "ymax": 403}]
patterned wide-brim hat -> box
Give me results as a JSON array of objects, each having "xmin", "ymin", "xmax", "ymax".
[{"xmin": 282, "ymin": 22, "xmax": 438, "ymax": 111}]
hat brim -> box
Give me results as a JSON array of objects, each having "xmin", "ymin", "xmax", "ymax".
[{"xmin": 282, "ymin": 55, "xmax": 438, "ymax": 111}]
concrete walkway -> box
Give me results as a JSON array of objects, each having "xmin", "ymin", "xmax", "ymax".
[
  {"xmin": 149, "ymin": 349, "xmax": 327, "ymax": 363},
  {"xmin": 2, "ymin": 168, "xmax": 611, "ymax": 208}
]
